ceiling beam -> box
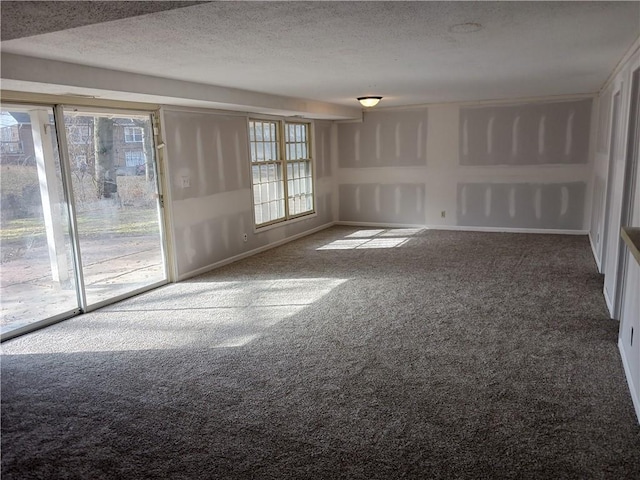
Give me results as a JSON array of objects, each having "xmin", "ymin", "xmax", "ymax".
[{"xmin": 1, "ymin": 53, "xmax": 362, "ymax": 120}]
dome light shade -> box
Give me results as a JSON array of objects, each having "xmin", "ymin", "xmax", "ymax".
[{"xmin": 357, "ymin": 96, "xmax": 382, "ymax": 107}]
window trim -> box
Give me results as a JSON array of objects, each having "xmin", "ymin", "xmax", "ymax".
[
  {"xmin": 247, "ymin": 116, "xmax": 316, "ymax": 229},
  {"xmin": 284, "ymin": 121, "xmax": 315, "ymax": 221}
]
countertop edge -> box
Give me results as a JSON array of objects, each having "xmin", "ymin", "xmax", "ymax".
[{"xmin": 621, "ymin": 227, "xmax": 640, "ymax": 266}]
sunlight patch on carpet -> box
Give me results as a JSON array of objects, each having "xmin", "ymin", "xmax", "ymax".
[
  {"xmin": 1, "ymin": 278, "xmax": 347, "ymax": 354},
  {"xmin": 318, "ymin": 228, "xmax": 423, "ymax": 250}
]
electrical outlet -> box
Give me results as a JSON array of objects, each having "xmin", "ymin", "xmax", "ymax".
[
  {"xmin": 243, "ymin": 233, "xmax": 248, "ymax": 242},
  {"xmin": 181, "ymin": 176, "xmax": 190, "ymax": 188},
  {"xmin": 441, "ymin": 210, "xmax": 446, "ymax": 218}
]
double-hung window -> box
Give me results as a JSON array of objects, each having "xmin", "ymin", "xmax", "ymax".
[
  {"xmin": 249, "ymin": 119, "xmax": 314, "ymax": 227},
  {"xmin": 124, "ymin": 126, "xmax": 143, "ymax": 143}
]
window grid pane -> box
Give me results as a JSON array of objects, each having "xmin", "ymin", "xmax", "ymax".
[
  {"xmin": 249, "ymin": 121, "xmax": 279, "ymax": 163},
  {"xmin": 250, "ymin": 120, "xmax": 313, "ymax": 225},
  {"xmin": 249, "ymin": 120, "xmax": 284, "ymax": 225},
  {"xmin": 124, "ymin": 127, "xmax": 143, "ymax": 143},
  {"xmin": 286, "ymin": 159, "xmax": 313, "ymax": 216},
  {"xmin": 125, "ymin": 150, "xmax": 145, "ymax": 166},
  {"xmin": 284, "ymin": 123, "xmax": 312, "ymax": 216},
  {"xmin": 285, "ymin": 123, "xmax": 309, "ymax": 161}
]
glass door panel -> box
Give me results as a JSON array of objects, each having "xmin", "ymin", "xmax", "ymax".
[
  {"xmin": 62, "ymin": 109, "xmax": 166, "ymax": 307},
  {"xmin": 1, "ymin": 106, "xmax": 79, "ymax": 334}
]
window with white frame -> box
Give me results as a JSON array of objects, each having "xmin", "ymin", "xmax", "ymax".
[
  {"xmin": 285, "ymin": 123, "xmax": 313, "ymax": 216},
  {"xmin": 68, "ymin": 124, "xmax": 91, "ymax": 144},
  {"xmin": 125, "ymin": 150, "xmax": 145, "ymax": 166},
  {"xmin": 0, "ymin": 126, "xmax": 18, "ymax": 142},
  {"xmin": 248, "ymin": 119, "xmax": 314, "ymax": 227},
  {"xmin": 0, "ymin": 126, "xmax": 22, "ymax": 153},
  {"xmin": 124, "ymin": 126, "xmax": 143, "ymax": 143}
]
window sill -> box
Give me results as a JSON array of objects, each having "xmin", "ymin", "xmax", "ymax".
[{"xmin": 254, "ymin": 211, "xmax": 317, "ymax": 234}]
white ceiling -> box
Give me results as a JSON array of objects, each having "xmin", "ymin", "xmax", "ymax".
[{"xmin": 1, "ymin": 1, "xmax": 639, "ymax": 110}]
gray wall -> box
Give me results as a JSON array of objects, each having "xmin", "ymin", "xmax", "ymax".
[
  {"xmin": 161, "ymin": 97, "xmax": 595, "ymax": 279},
  {"xmin": 163, "ymin": 109, "xmax": 334, "ymax": 279},
  {"xmin": 459, "ymin": 99, "xmax": 591, "ymax": 166},
  {"xmin": 338, "ymin": 109, "xmax": 428, "ymax": 168},
  {"xmin": 337, "ymin": 108, "xmax": 428, "ymax": 225},
  {"xmin": 336, "ymin": 99, "xmax": 593, "ymax": 230},
  {"xmin": 339, "ymin": 183, "xmax": 425, "ymax": 225},
  {"xmin": 457, "ymin": 182, "xmax": 585, "ymax": 229}
]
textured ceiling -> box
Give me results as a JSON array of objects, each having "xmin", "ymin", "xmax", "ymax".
[
  {"xmin": 1, "ymin": 1, "xmax": 639, "ymax": 108},
  {"xmin": 0, "ymin": 1, "xmax": 209, "ymax": 41}
]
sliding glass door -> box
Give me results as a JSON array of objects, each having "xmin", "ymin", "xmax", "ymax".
[
  {"xmin": 1, "ymin": 105, "xmax": 79, "ymax": 333},
  {"xmin": 0, "ymin": 104, "xmax": 168, "ymax": 338},
  {"xmin": 62, "ymin": 109, "xmax": 166, "ymax": 308}
]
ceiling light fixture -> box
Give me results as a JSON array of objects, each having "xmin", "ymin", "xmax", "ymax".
[{"xmin": 358, "ymin": 96, "xmax": 382, "ymax": 108}]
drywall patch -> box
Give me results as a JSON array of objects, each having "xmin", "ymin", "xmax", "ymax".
[
  {"xmin": 315, "ymin": 192, "xmax": 334, "ymax": 225},
  {"xmin": 456, "ymin": 182, "xmax": 586, "ymax": 229},
  {"xmin": 164, "ymin": 110, "xmax": 249, "ymax": 200},
  {"xmin": 339, "ymin": 183, "xmax": 425, "ymax": 224},
  {"xmin": 337, "ymin": 109, "xmax": 428, "ymax": 168},
  {"xmin": 315, "ymin": 121, "xmax": 332, "ymax": 178},
  {"xmin": 176, "ymin": 210, "xmax": 269, "ymax": 277},
  {"xmin": 459, "ymin": 99, "xmax": 592, "ymax": 165}
]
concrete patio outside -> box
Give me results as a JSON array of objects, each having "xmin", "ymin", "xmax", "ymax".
[{"xmin": 0, "ymin": 234, "xmax": 165, "ymax": 335}]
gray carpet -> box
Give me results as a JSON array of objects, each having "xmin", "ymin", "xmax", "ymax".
[{"xmin": 2, "ymin": 226, "xmax": 639, "ymax": 479}]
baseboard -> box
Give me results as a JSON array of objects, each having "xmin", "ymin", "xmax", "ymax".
[
  {"xmin": 335, "ymin": 221, "xmax": 425, "ymax": 229},
  {"xmin": 588, "ymin": 232, "xmax": 603, "ymax": 272},
  {"xmin": 618, "ymin": 338, "xmax": 640, "ymax": 424},
  {"xmin": 177, "ymin": 222, "xmax": 335, "ymax": 281},
  {"xmin": 425, "ymin": 225, "xmax": 589, "ymax": 235},
  {"xmin": 336, "ymin": 221, "xmax": 588, "ymax": 235}
]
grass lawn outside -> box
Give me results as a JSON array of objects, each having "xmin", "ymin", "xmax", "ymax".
[
  {"xmin": 1, "ymin": 208, "xmax": 160, "ymax": 246},
  {"xmin": 2, "ymin": 165, "xmax": 160, "ymax": 248}
]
